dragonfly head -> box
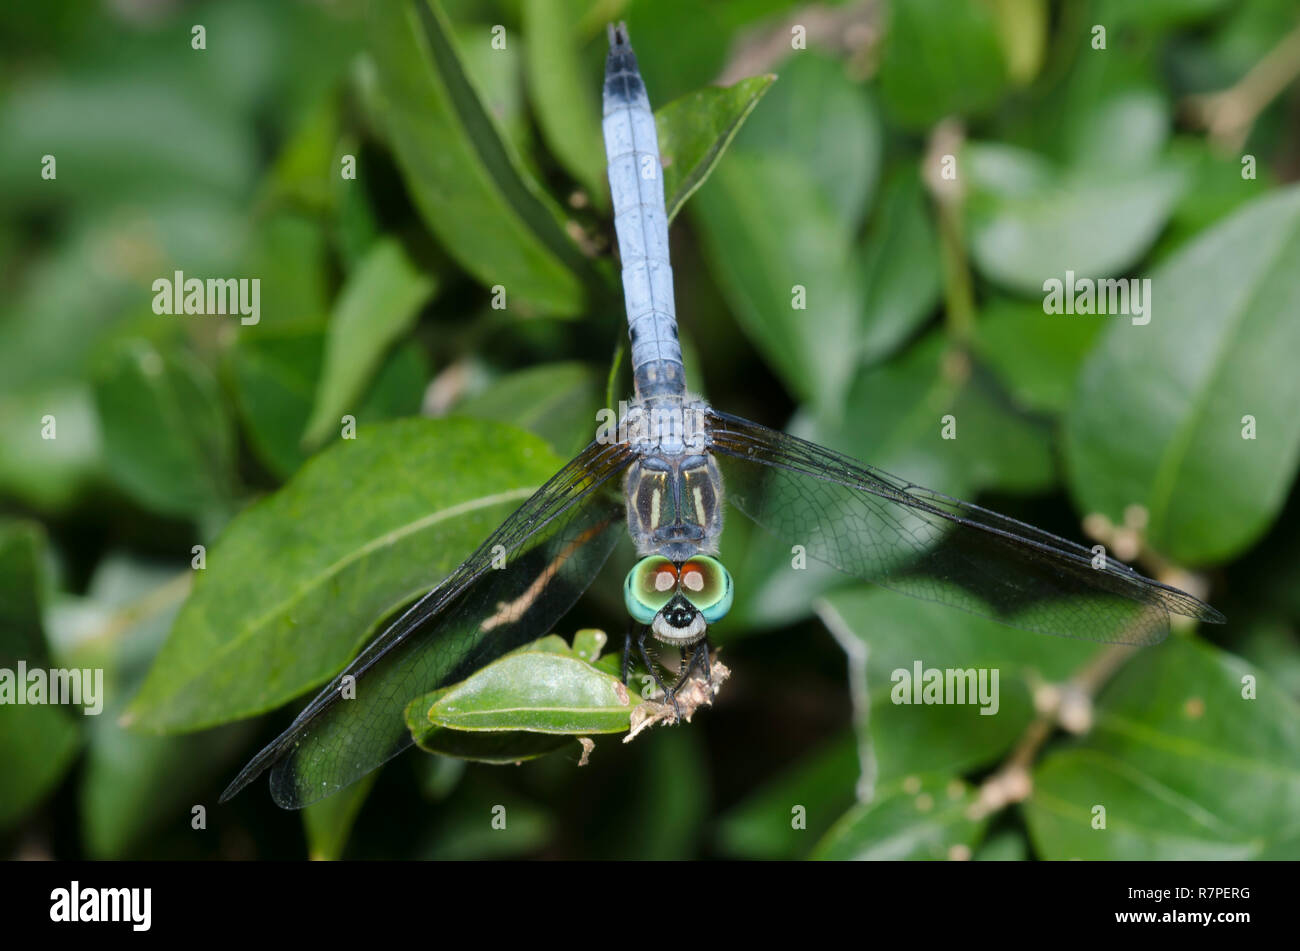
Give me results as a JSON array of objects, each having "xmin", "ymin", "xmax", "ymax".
[{"xmin": 624, "ymin": 555, "xmax": 733, "ymax": 644}]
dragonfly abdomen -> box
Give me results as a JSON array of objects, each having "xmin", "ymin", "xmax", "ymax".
[{"xmin": 603, "ymin": 23, "xmax": 686, "ymax": 402}]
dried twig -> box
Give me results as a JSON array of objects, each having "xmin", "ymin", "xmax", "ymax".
[
  {"xmin": 716, "ymin": 1, "xmax": 881, "ymax": 85},
  {"xmin": 624, "ymin": 656, "xmax": 730, "ymax": 742},
  {"xmin": 1183, "ymin": 21, "xmax": 1300, "ymax": 153}
]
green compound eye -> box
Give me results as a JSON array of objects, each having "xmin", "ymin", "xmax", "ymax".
[
  {"xmin": 676, "ymin": 556, "xmax": 733, "ymax": 623},
  {"xmin": 624, "ymin": 556, "xmax": 678, "ymax": 624}
]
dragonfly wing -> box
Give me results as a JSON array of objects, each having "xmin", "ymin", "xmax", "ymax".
[
  {"xmin": 221, "ymin": 440, "xmax": 634, "ymax": 808},
  {"xmin": 706, "ymin": 410, "xmax": 1224, "ymax": 645}
]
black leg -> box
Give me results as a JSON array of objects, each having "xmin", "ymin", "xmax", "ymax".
[
  {"xmin": 637, "ymin": 626, "xmax": 681, "ymax": 720},
  {"xmin": 621, "ymin": 623, "xmax": 636, "ymax": 685},
  {"xmin": 672, "ymin": 635, "xmax": 712, "ymax": 694},
  {"xmin": 698, "ymin": 636, "xmax": 712, "ymax": 686}
]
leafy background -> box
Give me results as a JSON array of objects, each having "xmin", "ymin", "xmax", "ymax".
[{"xmin": 2, "ymin": 0, "xmax": 1299, "ymax": 860}]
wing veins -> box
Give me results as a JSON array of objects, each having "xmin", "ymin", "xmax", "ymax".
[
  {"xmin": 706, "ymin": 411, "xmax": 1223, "ymax": 623},
  {"xmin": 219, "ymin": 440, "xmax": 634, "ymax": 803}
]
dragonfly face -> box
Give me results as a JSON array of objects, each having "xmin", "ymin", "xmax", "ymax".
[{"xmin": 624, "ymin": 555, "xmax": 734, "ymax": 644}]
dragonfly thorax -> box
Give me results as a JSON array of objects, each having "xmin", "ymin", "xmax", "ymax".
[
  {"xmin": 624, "ymin": 451, "xmax": 724, "ymax": 561},
  {"xmin": 619, "ymin": 396, "xmax": 722, "ymax": 562},
  {"xmin": 619, "ymin": 396, "xmax": 710, "ymax": 454}
]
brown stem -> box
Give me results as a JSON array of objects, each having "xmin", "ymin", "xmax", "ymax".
[
  {"xmin": 77, "ymin": 570, "xmax": 192, "ymax": 653},
  {"xmin": 967, "ymin": 641, "xmax": 1136, "ymax": 820},
  {"xmin": 923, "ymin": 120, "xmax": 976, "ymax": 345},
  {"xmin": 715, "ymin": 1, "xmax": 882, "ymax": 85},
  {"xmin": 1183, "ymin": 21, "xmax": 1300, "ymax": 153}
]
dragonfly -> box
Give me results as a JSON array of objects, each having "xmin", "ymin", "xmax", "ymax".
[{"xmin": 221, "ymin": 23, "xmax": 1224, "ymax": 809}]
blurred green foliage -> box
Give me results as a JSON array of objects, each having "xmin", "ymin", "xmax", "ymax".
[{"xmin": 2, "ymin": 0, "xmax": 1299, "ymax": 860}]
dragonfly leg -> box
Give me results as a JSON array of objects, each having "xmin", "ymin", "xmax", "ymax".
[
  {"xmin": 637, "ymin": 625, "xmax": 681, "ymax": 720},
  {"xmin": 671, "ymin": 636, "xmax": 712, "ymax": 694},
  {"xmin": 621, "ymin": 624, "xmax": 636, "ymax": 685}
]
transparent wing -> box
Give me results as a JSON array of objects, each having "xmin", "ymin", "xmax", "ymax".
[
  {"xmin": 220, "ymin": 440, "xmax": 634, "ymax": 809},
  {"xmin": 706, "ymin": 410, "xmax": 1224, "ymax": 645}
]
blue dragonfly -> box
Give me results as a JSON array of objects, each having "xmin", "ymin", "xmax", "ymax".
[{"xmin": 221, "ymin": 24, "xmax": 1224, "ymax": 809}]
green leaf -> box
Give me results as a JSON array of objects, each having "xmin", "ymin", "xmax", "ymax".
[
  {"xmin": 265, "ymin": 96, "xmax": 340, "ymax": 215},
  {"xmin": 725, "ymin": 331, "xmax": 1056, "ymax": 632},
  {"xmin": 720, "ymin": 513, "xmax": 844, "ymax": 634},
  {"xmin": 817, "ymin": 587, "xmax": 1099, "ymax": 783},
  {"xmin": 405, "ymin": 631, "xmax": 637, "ymax": 761},
  {"xmin": 655, "ymin": 75, "xmax": 775, "ymax": 224},
  {"xmin": 975, "ymin": 297, "xmax": 1102, "ymax": 415},
  {"xmin": 409, "ymin": 709, "xmax": 575, "ymax": 762},
  {"xmin": 1025, "ymin": 637, "xmax": 1300, "ymax": 859},
  {"xmin": 1065, "ymin": 186, "xmax": 1300, "ymax": 564},
  {"xmin": 680, "ymin": 52, "xmax": 880, "ymax": 413},
  {"xmin": 0, "ymin": 75, "xmax": 255, "ymax": 210},
  {"xmin": 332, "ymin": 140, "xmax": 384, "ymax": 269},
  {"xmin": 813, "ymin": 774, "xmax": 989, "ymax": 860},
  {"xmin": 226, "ymin": 329, "xmax": 325, "ymax": 479},
  {"xmin": 692, "ymin": 152, "xmax": 859, "ymax": 414},
  {"xmin": 0, "ymin": 522, "xmax": 81, "ymax": 830},
  {"xmin": 1236, "ymin": 620, "xmax": 1300, "ymax": 700},
  {"xmin": 452, "ymin": 361, "xmax": 601, "ymax": 458},
  {"xmin": 79, "ymin": 715, "xmax": 248, "ymax": 858},
  {"xmin": 878, "ymin": 0, "xmax": 1008, "ymax": 128},
  {"xmin": 991, "ymin": 0, "xmax": 1047, "ymax": 85},
  {"xmin": 571, "ymin": 628, "xmax": 606, "ymax": 663},
  {"xmin": 369, "ymin": 0, "xmax": 586, "ymax": 314},
  {"xmin": 860, "ymin": 169, "xmax": 941, "ymax": 364},
  {"xmin": 728, "ymin": 52, "xmax": 880, "ymax": 233},
  {"xmin": 0, "ymin": 384, "xmax": 102, "ymax": 513},
  {"xmin": 46, "ymin": 554, "xmax": 250, "ymax": 858},
  {"xmin": 241, "ymin": 213, "xmax": 331, "ymax": 332},
  {"xmin": 523, "ymin": 0, "xmax": 607, "ymax": 206},
  {"xmin": 867, "ymin": 683, "xmax": 1033, "ymax": 785},
  {"xmin": 93, "ymin": 339, "xmax": 235, "ymax": 523},
  {"xmin": 1162, "ymin": 139, "xmax": 1272, "ymax": 255},
  {"xmin": 1062, "ymin": 88, "xmax": 1170, "ymax": 174},
  {"xmin": 302, "ymin": 238, "xmax": 436, "ymax": 448},
  {"xmin": 422, "ymin": 651, "xmax": 636, "ymax": 733},
  {"xmin": 806, "ymin": 332, "xmax": 1054, "ymax": 498},
  {"xmin": 125, "ymin": 418, "xmax": 562, "ymax": 732},
  {"xmin": 820, "ymin": 587, "xmax": 1104, "ymax": 681},
  {"xmin": 0, "ymin": 218, "xmax": 161, "ymax": 393},
  {"xmin": 1012, "ymin": 27, "xmax": 1170, "ymax": 172},
  {"xmin": 452, "ymin": 22, "xmax": 536, "ymax": 169},
  {"xmin": 228, "ymin": 330, "xmax": 427, "ymax": 479},
  {"xmin": 515, "ymin": 633, "xmax": 572, "ymax": 656},
  {"xmin": 965, "ymin": 142, "xmax": 1186, "ymax": 295},
  {"xmin": 302, "ymin": 771, "xmax": 378, "ymax": 861}
]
